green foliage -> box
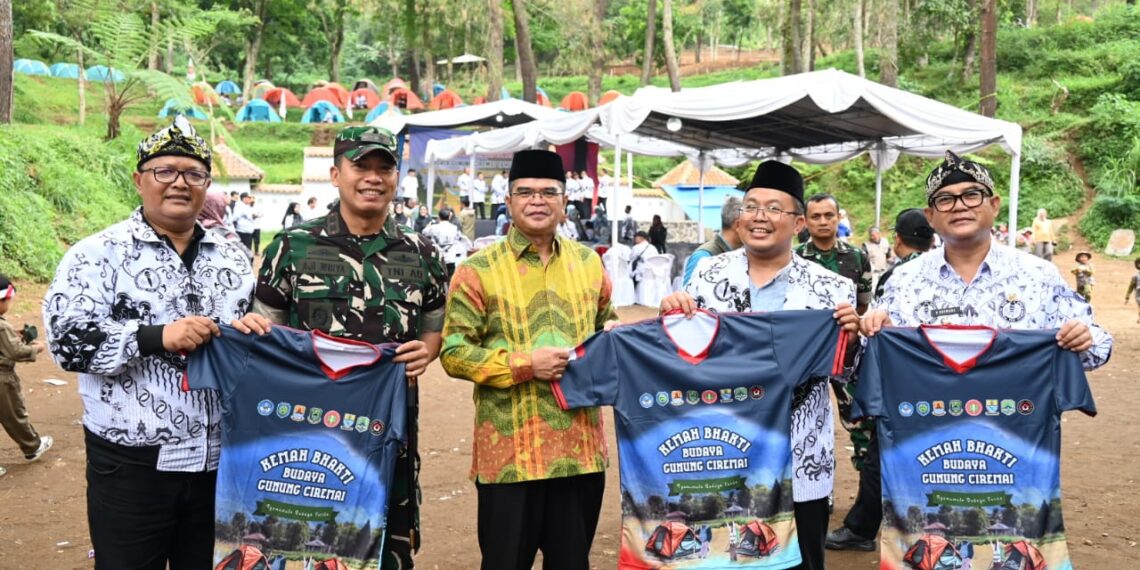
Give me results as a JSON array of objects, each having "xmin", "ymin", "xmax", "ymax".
[{"xmin": 1079, "ymin": 196, "xmax": 1140, "ymax": 250}]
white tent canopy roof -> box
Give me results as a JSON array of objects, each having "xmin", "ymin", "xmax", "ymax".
[
  {"xmin": 436, "ymin": 53, "xmax": 487, "ymax": 65},
  {"xmin": 369, "ymin": 98, "xmax": 562, "ymax": 134}
]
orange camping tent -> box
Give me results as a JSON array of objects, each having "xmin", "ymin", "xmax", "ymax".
[
  {"xmin": 560, "ymin": 91, "xmax": 589, "ymax": 111},
  {"xmin": 429, "ymin": 89, "xmax": 464, "ymax": 110}
]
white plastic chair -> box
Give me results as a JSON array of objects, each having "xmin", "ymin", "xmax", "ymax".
[
  {"xmin": 603, "ymin": 244, "xmax": 636, "ymax": 307},
  {"xmin": 636, "ymin": 253, "xmax": 673, "ymax": 307},
  {"xmin": 444, "ymin": 236, "xmax": 473, "ymax": 266},
  {"xmin": 472, "ymin": 235, "xmax": 500, "ymax": 250}
]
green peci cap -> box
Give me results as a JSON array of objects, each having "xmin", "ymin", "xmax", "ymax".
[{"xmin": 333, "ymin": 126, "xmax": 399, "ymax": 163}]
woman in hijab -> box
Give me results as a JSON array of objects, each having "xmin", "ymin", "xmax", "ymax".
[
  {"xmin": 649, "ymin": 214, "xmax": 668, "ymax": 253},
  {"xmin": 281, "ymin": 202, "xmax": 303, "ymax": 229},
  {"xmin": 414, "ymin": 204, "xmax": 432, "ymax": 233},
  {"xmin": 198, "ymin": 192, "xmax": 250, "ymax": 258},
  {"xmin": 393, "ymin": 201, "xmax": 409, "ymax": 227}
]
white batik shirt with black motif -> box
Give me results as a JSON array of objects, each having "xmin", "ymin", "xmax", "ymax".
[
  {"xmin": 876, "ymin": 243, "xmax": 1112, "ymax": 370},
  {"xmin": 687, "ymin": 250, "xmax": 856, "ymax": 502},
  {"xmin": 43, "ymin": 208, "xmax": 255, "ymax": 471}
]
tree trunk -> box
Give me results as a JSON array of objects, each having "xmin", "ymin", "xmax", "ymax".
[
  {"xmin": 514, "ymin": 34, "xmax": 522, "ymax": 83},
  {"xmin": 694, "ymin": 30, "xmax": 701, "ymax": 64},
  {"xmin": 961, "ymin": 20, "xmax": 978, "ymax": 82},
  {"xmin": 403, "ymin": 0, "xmax": 419, "ymax": 92},
  {"xmin": 979, "ymin": 0, "xmax": 997, "ymax": 116},
  {"xmin": 662, "ymin": 0, "xmax": 681, "ymax": 91},
  {"xmin": 242, "ymin": 1, "xmax": 268, "ymax": 101},
  {"xmin": 166, "ymin": 37, "xmax": 173, "ymax": 73},
  {"xmin": 782, "ymin": 0, "xmax": 803, "ymax": 75},
  {"xmin": 512, "ymin": 0, "xmax": 538, "ymax": 102},
  {"xmin": 640, "ymin": 0, "xmax": 657, "ymax": 85},
  {"xmin": 328, "ymin": 0, "xmax": 347, "ymax": 83},
  {"xmin": 587, "ymin": 0, "xmax": 611, "ymax": 104},
  {"xmin": 854, "ymin": 0, "xmax": 865, "ymax": 77},
  {"xmin": 487, "ymin": 0, "xmax": 504, "ymax": 102},
  {"xmin": 879, "ymin": 0, "xmax": 898, "ymax": 86},
  {"xmin": 148, "ymin": 2, "xmax": 160, "ymax": 70},
  {"xmin": 804, "ymin": 0, "xmax": 815, "ymax": 72},
  {"xmin": 0, "ymin": 0, "xmax": 11, "ymax": 124},
  {"xmin": 1026, "ymin": 0, "xmax": 1038, "ymax": 26},
  {"xmin": 420, "ymin": 1, "xmax": 433, "ymax": 99},
  {"xmin": 77, "ymin": 44, "xmax": 85, "ymax": 125}
]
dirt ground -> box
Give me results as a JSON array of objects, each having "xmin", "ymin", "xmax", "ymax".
[{"xmin": 1, "ymin": 251, "xmax": 1138, "ymax": 570}]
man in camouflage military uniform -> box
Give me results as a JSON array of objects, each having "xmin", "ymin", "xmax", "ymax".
[
  {"xmin": 795, "ymin": 193, "xmax": 873, "ymax": 472},
  {"xmin": 236, "ymin": 126, "xmax": 448, "ymax": 569}
]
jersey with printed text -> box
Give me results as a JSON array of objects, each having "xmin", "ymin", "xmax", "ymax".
[
  {"xmin": 555, "ymin": 311, "xmax": 846, "ymax": 570},
  {"xmin": 186, "ymin": 325, "xmax": 407, "ymax": 570},
  {"xmin": 854, "ymin": 326, "xmax": 1094, "ymax": 570}
]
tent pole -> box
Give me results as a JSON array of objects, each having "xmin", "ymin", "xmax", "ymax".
[
  {"xmin": 611, "ymin": 138, "xmax": 623, "ymax": 248},
  {"xmin": 697, "ymin": 152, "xmax": 706, "ymax": 241},
  {"xmin": 427, "ymin": 162, "xmax": 437, "ymax": 213},
  {"xmin": 874, "ymin": 158, "xmax": 883, "ymax": 229},
  {"xmin": 1008, "ymin": 152, "xmax": 1021, "ymax": 247}
]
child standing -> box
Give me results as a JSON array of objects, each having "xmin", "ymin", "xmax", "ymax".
[
  {"xmin": 0, "ymin": 275, "xmax": 53, "ymax": 477},
  {"xmin": 1125, "ymin": 258, "xmax": 1140, "ymax": 323},
  {"xmin": 1071, "ymin": 252, "xmax": 1095, "ymax": 301}
]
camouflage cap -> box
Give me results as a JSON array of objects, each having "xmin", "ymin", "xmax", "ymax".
[
  {"xmin": 137, "ymin": 115, "xmax": 211, "ymax": 171},
  {"xmin": 333, "ymin": 126, "xmax": 399, "ymax": 163}
]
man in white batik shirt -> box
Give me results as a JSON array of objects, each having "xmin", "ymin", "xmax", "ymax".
[{"xmin": 42, "ymin": 117, "xmax": 255, "ymax": 570}]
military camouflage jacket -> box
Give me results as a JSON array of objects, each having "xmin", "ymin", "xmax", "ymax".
[
  {"xmin": 255, "ymin": 207, "xmax": 448, "ymax": 343},
  {"xmin": 796, "ymin": 239, "xmax": 873, "ymax": 308}
]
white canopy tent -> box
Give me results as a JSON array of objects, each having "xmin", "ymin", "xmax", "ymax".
[
  {"xmin": 599, "ymin": 68, "xmax": 1025, "ymax": 245},
  {"xmin": 368, "ymin": 98, "xmax": 562, "ymax": 134}
]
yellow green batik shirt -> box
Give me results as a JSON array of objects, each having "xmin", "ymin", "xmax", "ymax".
[{"xmin": 441, "ymin": 227, "xmax": 616, "ymax": 483}]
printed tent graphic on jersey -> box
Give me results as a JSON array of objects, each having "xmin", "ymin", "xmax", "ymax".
[
  {"xmin": 1003, "ymin": 540, "xmax": 1047, "ymax": 570},
  {"xmin": 429, "ymin": 89, "xmax": 464, "ymax": 110},
  {"xmin": 85, "ymin": 65, "xmax": 125, "ymax": 82},
  {"xmin": 49, "ymin": 62, "xmax": 82, "ymax": 79},
  {"xmin": 300, "ymin": 100, "xmax": 345, "ymax": 123},
  {"xmin": 737, "ymin": 520, "xmax": 780, "ymax": 557},
  {"xmin": 158, "ymin": 98, "xmax": 208, "ymax": 120},
  {"xmin": 14, "ymin": 59, "xmax": 50, "ymax": 75},
  {"xmin": 215, "ymin": 545, "xmax": 271, "ymax": 570},
  {"xmin": 263, "ymin": 87, "xmax": 302, "ymax": 108},
  {"xmin": 903, "ymin": 534, "xmax": 963, "ymax": 570},
  {"xmin": 235, "ymin": 99, "xmax": 282, "ymax": 122},
  {"xmin": 302, "ymin": 86, "xmax": 348, "ymax": 109},
  {"xmin": 645, "ymin": 521, "xmax": 702, "ymax": 560}
]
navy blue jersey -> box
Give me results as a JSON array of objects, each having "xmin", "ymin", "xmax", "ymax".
[
  {"xmin": 186, "ymin": 325, "xmax": 407, "ymax": 569},
  {"xmin": 555, "ymin": 310, "xmax": 846, "ymax": 570},
  {"xmin": 854, "ymin": 326, "xmax": 1094, "ymax": 570}
]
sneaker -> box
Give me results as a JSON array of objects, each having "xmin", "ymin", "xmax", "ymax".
[
  {"xmin": 25, "ymin": 435, "xmax": 53, "ymax": 462},
  {"xmin": 825, "ymin": 527, "xmax": 876, "ymax": 551}
]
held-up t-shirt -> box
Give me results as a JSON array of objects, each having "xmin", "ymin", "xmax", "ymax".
[
  {"xmin": 555, "ymin": 310, "xmax": 847, "ymax": 570},
  {"xmin": 186, "ymin": 325, "xmax": 407, "ymax": 569},
  {"xmin": 854, "ymin": 326, "xmax": 1094, "ymax": 570}
]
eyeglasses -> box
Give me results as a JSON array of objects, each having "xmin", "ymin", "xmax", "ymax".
[
  {"xmin": 737, "ymin": 204, "xmax": 800, "ymax": 219},
  {"xmin": 511, "ymin": 188, "xmax": 564, "ymax": 200},
  {"xmin": 141, "ymin": 167, "xmax": 210, "ymax": 187},
  {"xmin": 929, "ymin": 188, "xmax": 991, "ymax": 212}
]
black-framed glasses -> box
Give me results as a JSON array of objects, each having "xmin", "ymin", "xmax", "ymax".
[
  {"xmin": 512, "ymin": 188, "xmax": 564, "ymax": 200},
  {"xmin": 737, "ymin": 204, "xmax": 799, "ymax": 219},
  {"xmin": 929, "ymin": 188, "xmax": 991, "ymax": 212},
  {"xmin": 141, "ymin": 167, "xmax": 211, "ymax": 187}
]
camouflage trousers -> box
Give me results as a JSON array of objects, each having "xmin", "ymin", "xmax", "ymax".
[{"xmin": 831, "ymin": 378, "xmax": 873, "ymax": 472}]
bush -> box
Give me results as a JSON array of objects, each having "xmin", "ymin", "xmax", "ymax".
[{"xmin": 1079, "ymin": 195, "xmax": 1140, "ymax": 250}]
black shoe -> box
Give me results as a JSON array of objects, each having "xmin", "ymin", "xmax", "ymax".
[{"xmin": 825, "ymin": 527, "xmax": 876, "ymax": 551}]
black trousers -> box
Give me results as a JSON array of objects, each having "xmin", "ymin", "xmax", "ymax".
[
  {"xmin": 476, "ymin": 472, "xmax": 606, "ymax": 570},
  {"xmin": 843, "ymin": 421, "xmax": 882, "ymax": 539},
  {"xmin": 85, "ymin": 431, "xmax": 216, "ymax": 570},
  {"xmin": 251, "ymin": 229, "xmax": 262, "ymax": 254},
  {"xmin": 475, "ymin": 202, "xmax": 486, "ymax": 219},
  {"xmin": 237, "ymin": 231, "xmax": 254, "ymax": 250},
  {"xmin": 791, "ymin": 498, "xmax": 831, "ymax": 570}
]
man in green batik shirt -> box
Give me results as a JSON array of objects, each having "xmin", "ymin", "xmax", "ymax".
[{"xmin": 236, "ymin": 126, "xmax": 449, "ymax": 570}]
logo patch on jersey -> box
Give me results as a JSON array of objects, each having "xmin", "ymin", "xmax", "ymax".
[
  {"xmin": 1018, "ymin": 399, "xmax": 1035, "ymax": 415},
  {"xmin": 931, "ymin": 401, "xmax": 946, "ymax": 416},
  {"xmin": 720, "ymin": 389, "xmax": 734, "ymax": 403},
  {"xmin": 276, "ymin": 402, "xmax": 292, "ymax": 419},
  {"xmin": 898, "ymin": 402, "xmax": 915, "ymax": 417},
  {"xmin": 985, "ymin": 399, "xmax": 1000, "ymax": 416},
  {"xmin": 291, "ymin": 405, "xmax": 307, "ymax": 422},
  {"xmin": 750, "ymin": 385, "xmax": 765, "ymax": 400},
  {"xmin": 341, "ymin": 413, "xmax": 357, "ymax": 431},
  {"xmin": 671, "ymin": 391, "xmax": 684, "ymax": 406},
  {"xmin": 323, "ymin": 410, "xmax": 341, "ymax": 428},
  {"xmin": 965, "ymin": 399, "xmax": 983, "ymax": 416},
  {"xmin": 1001, "ymin": 399, "xmax": 1017, "ymax": 416},
  {"xmin": 257, "ymin": 399, "xmax": 274, "ymax": 416},
  {"xmin": 308, "ymin": 407, "xmax": 324, "ymax": 424},
  {"xmin": 355, "ymin": 416, "xmax": 370, "ymax": 432},
  {"xmin": 640, "ymin": 393, "xmax": 654, "ymax": 408},
  {"xmin": 686, "ymin": 390, "xmax": 700, "ymax": 405},
  {"xmin": 733, "ymin": 387, "xmax": 748, "ymax": 402},
  {"xmin": 370, "ymin": 419, "xmax": 385, "ymax": 435},
  {"xmin": 949, "ymin": 400, "xmax": 963, "ymax": 416},
  {"xmin": 701, "ymin": 390, "xmax": 718, "ymax": 404},
  {"xmin": 656, "ymin": 392, "xmax": 669, "ymax": 407},
  {"xmin": 916, "ymin": 401, "xmax": 931, "ymax": 416}
]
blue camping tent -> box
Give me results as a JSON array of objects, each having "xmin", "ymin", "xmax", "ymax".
[
  {"xmin": 432, "ymin": 83, "xmax": 446, "ymax": 97},
  {"xmin": 14, "ymin": 59, "xmax": 50, "ymax": 75},
  {"xmin": 500, "ymin": 87, "xmax": 512, "ymax": 99},
  {"xmin": 660, "ymin": 185, "xmax": 743, "ymax": 233},
  {"xmin": 86, "ymin": 65, "xmax": 125, "ymax": 82},
  {"xmin": 216, "ymin": 80, "xmax": 241, "ymax": 95},
  {"xmin": 364, "ymin": 102, "xmax": 391, "ymax": 123},
  {"xmin": 49, "ymin": 63, "xmax": 81, "ymax": 79},
  {"xmin": 158, "ymin": 99, "xmax": 208, "ymax": 120},
  {"xmin": 300, "ymin": 100, "xmax": 345, "ymax": 123},
  {"xmin": 236, "ymin": 99, "xmax": 282, "ymax": 123}
]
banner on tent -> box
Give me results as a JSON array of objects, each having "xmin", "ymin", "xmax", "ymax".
[{"xmin": 407, "ymin": 127, "xmax": 512, "ymax": 210}]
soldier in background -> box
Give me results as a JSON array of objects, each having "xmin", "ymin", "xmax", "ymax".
[{"xmin": 237, "ymin": 125, "xmax": 449, "ymax": 570}]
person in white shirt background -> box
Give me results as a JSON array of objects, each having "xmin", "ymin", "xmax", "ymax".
[
  {"xmin": 490, "ymin": 169, "xmax": 508, "ymax": 215},
  {"xmin": 597, "ymin": 168, "xmax": 612, "ymax": 213},
  {"xmin": 579, "ymin": 170, "xmax": 594, "ymax": 217},
  {"xmin": 401, "ymin": 168, "xmax": 419, "ymax": 202},
  {"xmin": 302, "ymin": 196, "xmax": 322, "ymax": 220},
  {"xmin": 231, "ymin": 192, "xmax": 256, "ymax": 250},
  {"xmin": 472, "ymin": 171, "xmax": 488, "ymax": 219},
  {"xmin": 564, "ymin": 171, "xmax": 580, "ymax": 220},
  {"xmin": 456, "ymin": 167, "xmax": 473, "ymax": 202}
]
